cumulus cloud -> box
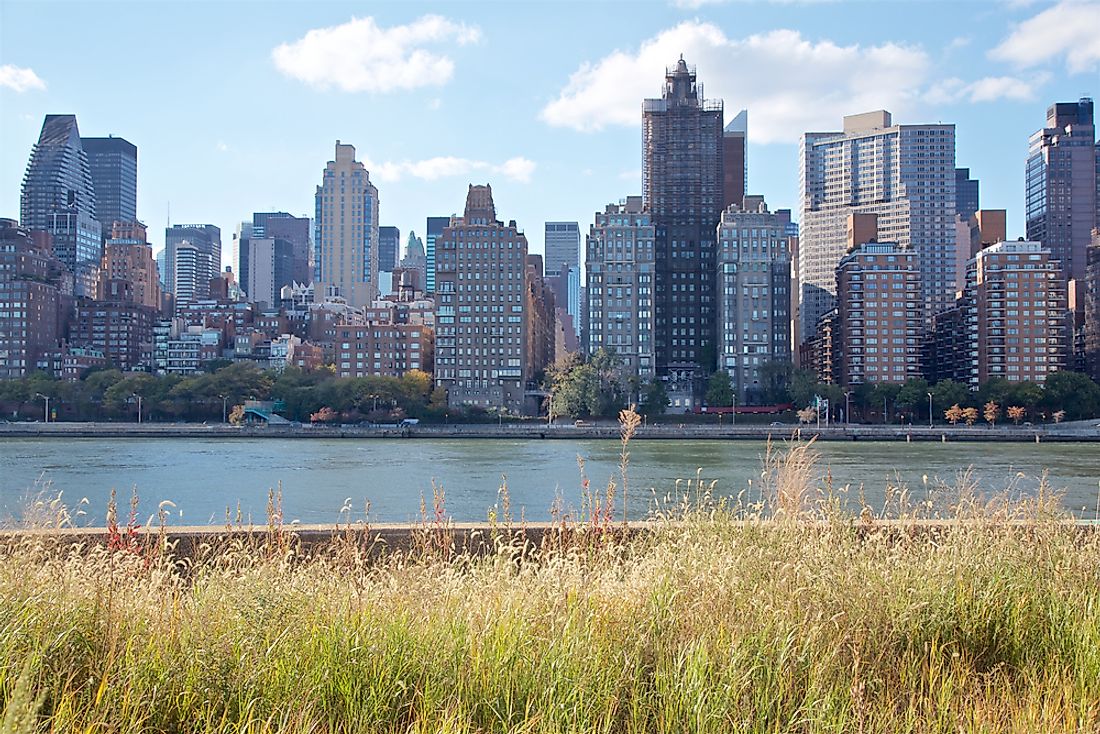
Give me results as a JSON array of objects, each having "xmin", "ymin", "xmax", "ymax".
[
  {"xmin": 0, "ymin": 65, "xmax": 46, "ymax": 93},
  {"xmin": 364, "ymin": 155, "xmax": 536, "ymax": 184},
  {"xmin": 272, "ymin": 15, "xmax": 481, "ymax": 92},
  {"xmin": 925, "ymin": 73, "xmax": 1049, "ymax": 104},
  {"xmin": 990, "ymin": 0, "xmax": 1100, "ymax": 73},
  {"xmin": 540, "ymin": 24, "xmax": 931, "ymax": 144}
]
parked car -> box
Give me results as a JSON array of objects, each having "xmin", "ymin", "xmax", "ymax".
[{"xmin": 399, "ymin": 418, "xmax": 420, "ymax": 427}]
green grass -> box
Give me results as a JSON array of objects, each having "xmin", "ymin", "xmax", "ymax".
[{"xmin": 2, "ymin": 436, "xmax": 1099, "ymax": 733}]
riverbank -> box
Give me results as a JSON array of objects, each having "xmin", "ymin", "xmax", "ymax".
[
  {"xmin": 2, "ymin": 419, "xmax": 1098, "ymax": 441},
  {"xmin": 3, "ymin": 510, "xmax": 1098, "ymax": 732}
]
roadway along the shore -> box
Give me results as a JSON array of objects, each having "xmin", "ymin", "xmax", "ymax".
[{"xmin": 1, "ymin": 421, "xmax": 1098, "ymax": 441}]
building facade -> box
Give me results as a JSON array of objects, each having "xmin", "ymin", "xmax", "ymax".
[
  {"xmin": 716, "ymin": 196, "xmax": 793, "ymax": 403},
  {"xmin": 165, "ymin": 224, "xmax": 221, "ymax": 306},
  {"xmin": 584, "ymin": 196, "xmax": 657, "ymax": 383},
  {"xmin": 1026, "ymin": 98, "xmax": 1098, "ymax": 283},
  {"xmin": 20, "ymin": 114, "xmax": 102, "ymax": 297},
  {"xmin": 800, "ymin": 111, "xmax": 956, "ymax": 341},
  {"xmin": 722, "ymin": 110, "xmax": 747, "ymax": 211},
  {"xmin": 1085, "ymin": 230, "xmax": 1100, "ymax": 382},
  {"xmin": 252, "ymin": 212, "xmax": 311, "ymax": 287},
  {"xmin": 834, "ymin": 240, "xmax": 922, "ymax": 386},
  {"xmin": 378, "ymin": 226, "xmax": 400, "ymax": 274},
  {"xmin": 965, "ymin": 240, "xmax": 1067, "ymax": 385},
  {"xmin": 98, "ymin": 221, "xmax": 161, "ymax": 310},
  {"xmin": 425, "ymin": 216, "xmax": 448, "ymax": 295},
  {"xmin": 314, "ymin": 142, "xmax": 379, "ymax": 308},
  {"xmin": 643, "ymin": 57, "xmax": 724, "ymax": 402},
  {"xmin": 434, "ymin": 185, "xmax": 531, "ymax": 412},
  {"xmin": 0, "ymin": 220, "xmax": 68, "ymax": 377},
  {"xmin": 80, "ymin": 135, "xmax": 137, "ymax": 234}
]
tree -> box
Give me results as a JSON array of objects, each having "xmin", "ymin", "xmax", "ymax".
[
  {"xmin": 228, "ymin": 404, "xmax": 246, "ymax": 426},
  {"xmin": 759, "ymin": 360, "xmax": 793, "ymax": 404},
  {"xmin": 705, "ymin": 371, "xmax": 733, "ymax": 409},
  {"xmin": 788, "ymin": 369, "xmax": 819, "ymax": 408},
  {"xmin": 945, "ymin": 404, "xmax": 963, "ymax": 425},
  {"xmin": 639, "ymin": 379, "xmax": 669, "ymax": 417},
  {"xmin": 983, "ymin": 401, "xmax": 1000, "ymax": 427},
  {"xmin": 1007, "ymin": 405, "xmax": 1025, "ymax": 425},
  {"xmin": 1041, "ymin": 371, "xmax": 1100, "ymax": 421},
  {"xmin": 1053, "ymin": 410, "xmax": 1066, "ymax": 424},
  {"xmin": 932, "ymin": 380, "xmax": 970, "ymax": 416},
  {"xmin": 797, "ymin": 407, "xmax": 817, "ymax": 424},
  {"xmin": 962, "ymin": 407, "xmax": 979, "ymax": 426},
  {"xmin": 549, "ymin": 349, "xmax": 625, "ymax": 419},
  {"xmin": 896, "ymin": 378, "xmax": 930, "ymax": 421}
]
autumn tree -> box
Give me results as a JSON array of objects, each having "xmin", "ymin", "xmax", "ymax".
[
  {"xmin": 983, "ymin": 401, "xmax": 1000, "ymax": 427},
  {"xmin": 962, "ymin": 407, "xmax": 979, "ymax": 426},
  {"xmin": 1007, "ymin": 405, "xmax": 1025, "ymax": 425},
  {"xmin": 310, "ymin": 406, "xmax": 339, "ymax": 424},
  {"xmin": 228, "ymin": 405, "xmax": 246, "ymax": 426},
  {"xmin": 945, "ymin": 404, "xmax": 963, "ymax": 425},
  {"xmin": 797, "ymin": 407, "xmax": 817, "ymax": 424}
]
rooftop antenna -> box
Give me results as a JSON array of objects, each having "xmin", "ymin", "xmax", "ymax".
[{"xmin": 167, "ymin": 201, "xmax": 171, "ymax": 228}]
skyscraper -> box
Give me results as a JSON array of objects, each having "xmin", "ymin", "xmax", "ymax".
[
  {"xmin": 252, "ymin": 212, "xmax": 311, "ymax": 286},
  {"xmin": 955, "ymin": 167, "xmax": 979, "ymax": 222},
  {"xmin": 643, "ymin": 57, "xmax": 724, "ymax": 402},
  {"xmin": 434, "ymin": 184, "xmax": 531, "ymax": 413},
  {"xmin": 716, "ymin": 196, "xmax": 792, "ymax": 403},
  {"xmin": 81, "ymin": 135, "xmax": 137, "ymax": 234},
  {"xmin": 400, "ymin": 230, "xmax": 427, "ymax": 291},
  {"xmin": 722, "ymin": 110, "xmax": 747, "ymax": 211},
  {"xmin": 544, "ymin": 221, "xmax": 581, "ymax": 337},
  {"xmin": 1026, "ymin": 98, "xmax": 1098, "ymax": 283},
  {"xmin": 378, "ymin": 226, "xmax": 401, "ymax": 273},
  {"xmin": 425, "ymin": 216, "xmax": 448, "ymax": 295},
  {"xmin": 800, "ymin": 110, "xmax": 956, "ymax": 341},
  {"xmin": 165, "ymin": 224, "xmax": 221, "ymax": 307},
  {"xmin": 315, "ymin": 141, "xmax": 379, "ymax": 307},
  {"xmin": 20, "ymin": 114, "xmax": 102, "ymax": 297},
  {"xmin": 0, "ymin": 219, "xmax": 67, "ymax": 377}
]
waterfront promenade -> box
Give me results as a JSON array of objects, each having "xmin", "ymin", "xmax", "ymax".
[{"xmin": 2, "ymin": 419, "xmax": 1098, "ymax": 441}]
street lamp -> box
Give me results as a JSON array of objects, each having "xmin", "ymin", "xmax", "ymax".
[
  {"xmin": 883, "ymin": 396, "xmax": 888, "ymax": 425},
  {"xmin": 845, "ymin": 391, "xmax": 852, "ymax": 425},
  {"xmin": 927, "ymin": 392, "xmax": 934, "ymax": 429},
  {"xmin": 219, "ymin": 394, "xmax": 228, "ymax": 423},
  {"xmin": 34, "ymin": 393, "xmax": 50, "ymax": 423},
  {"xmin": 131, "ymin": 393, "xmax": 143, "ymax": 424},
  {"xmin": 731, "ymin": 391, "xmax": 736, "ymax": 427}
]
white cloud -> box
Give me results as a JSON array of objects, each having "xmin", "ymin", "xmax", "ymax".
[
  {"xmin": 925, "ymin": 73, "xmax": 1049, "ymax": 104},
  {"xmin": 364, "ymin": 155, "xmax": 536, "ymax": 184},
  {"xmin": 215, "ymin": 141, "xmax": 230, "ymax": 152},
  {"xmin": 540, "ymin": 23, "xmax": 931, "ymax": 144},
  {"xmin": 0, "ymin": 65, "xmax": 46, "ymax": 93},
  {"xmin": 272, "ymin": 15, "xmax": 481, "ymax": 93},
  {"xmin": 990, "ymin": 0, "xmax": 1100, "ymax": 73}
]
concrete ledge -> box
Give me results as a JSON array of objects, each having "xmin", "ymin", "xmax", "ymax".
[{"xmin": 3, "ymin": 520, "xmax": 1096, "ymax": 563}]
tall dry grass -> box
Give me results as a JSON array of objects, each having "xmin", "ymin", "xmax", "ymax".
[{"xmin": 1, "ymin": 426, "xmax": 1099, "ymax": 733}]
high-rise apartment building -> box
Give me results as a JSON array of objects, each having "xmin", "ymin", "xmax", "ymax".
[
  {"xmin": 1026, "ymin": 98, "xmax": 1098, "ymax": 283},
  {"xmin": 0, "ymin": 220, "xmax": 68, "ymax": 377},
  {"xmin": 20, "ymin": 114, "xmax": 102, "ymax": 297},
  {"xmin": 964, "ymin": 240, "xmax": 1066, "ymax": 385},
  {"xmin": 722, "ymin": 110, "xmax": 747, "ymax": 211},
  {"xmin": 244, "ymin": 236, "xmax": 296, "ymax": 307},
  {"xmin": 643, "ymin": 57, "xmax": 724, "ymax": 401},
  {"xmin": 834, "ymin": 238, "xmax": 922, "ymax": 386},
  {"xmin": 434, "ymin": 185, "xmax": 531, "ymax": 413},
  {"xmin": 378, "ymin": 226, "xmax": 401, "ymax": 273},
  {"xmin": 716, "ymin": 196, "xmax": 792, "ymax": 403},
  {"xmin": 315, "ymin": 142, "xmax": 379, "ymax": 307},
  {"xmin": 1085, "ymin": 230, "xmax": 1100, "ymax": 382},
  {"xmin": 425, "ymin": 216, "xmax": 448, "ymax": 295},
  {"xmin": 80, "ymin": 135, "xmax": 137, "ymax": 234},
  {"xmin": 584, "ymin": 196, "xmax": 656, "ymax": 382},
  {"xmin": 165, "ymin": 224, "xmax": 221, "ymax": 307},
  {"xmin": 525, "ymin": 255, "xmax": 557, "ymax": 380},
  {"xmin": 800, "ymin": 110, "xmax": 956, "ymax": 341}
]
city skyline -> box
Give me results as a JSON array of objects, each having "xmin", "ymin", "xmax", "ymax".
[{"xmin": 2, "ymin": 1, "xmax": 1098, "ymax": 265}]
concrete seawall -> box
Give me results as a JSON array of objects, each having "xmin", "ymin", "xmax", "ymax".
[
  {"xmin": 2, "ymin": 421, "xmax": 1098, "ymax": 441},
  {"xmin": 3, "ymin": 520, "xmax": 1097, "ymax": 563}
]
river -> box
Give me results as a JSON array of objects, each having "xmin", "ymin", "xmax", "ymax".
[{"xmin": 1, "ymin": 438, "xmax": 1099, "ymax": 526}]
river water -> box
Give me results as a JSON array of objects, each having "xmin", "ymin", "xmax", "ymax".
[{"xmin": 1, "ymin": 438, "xmax": 1098, "ymax": 526}]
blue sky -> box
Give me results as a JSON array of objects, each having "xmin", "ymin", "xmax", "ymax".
[{"xmin": 1, "ymin": 0, "xmax": 1098, "ymax": 268}]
